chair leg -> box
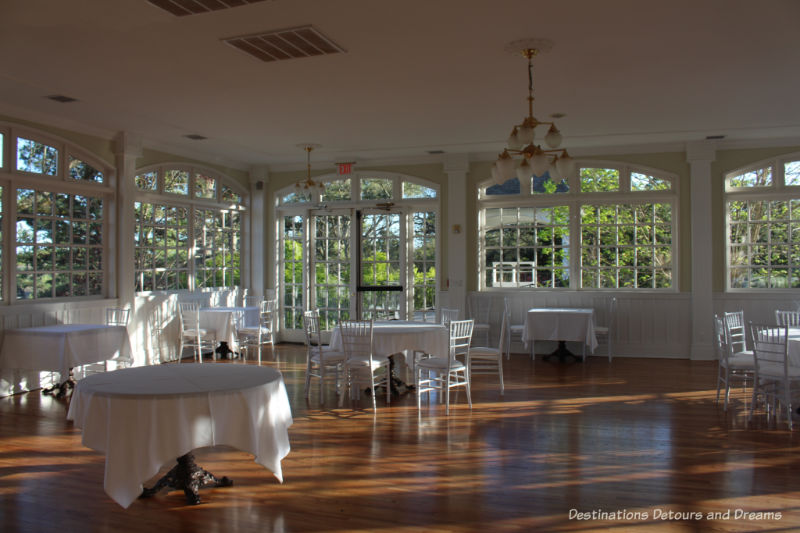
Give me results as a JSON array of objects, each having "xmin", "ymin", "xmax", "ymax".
[
  {"xmin": 465, "ymin": 370, "xmax": 472, "ymax": 409},
  {"xmin": 445, "ymin": 373, "xmax": 450, "ymax": 415},
  {"xmin": 498, "ymin": 357, "xmax": 504, "ymax": 395}
]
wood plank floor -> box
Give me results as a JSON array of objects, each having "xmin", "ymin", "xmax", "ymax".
[{"xmin": 2, "ymin": 345, "xmax": 800, "ymax": 532}]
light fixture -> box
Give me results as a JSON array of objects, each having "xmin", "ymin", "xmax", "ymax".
[
  {"xmin": 492, "ymin": 39, "xmax": 577, "ymax": 185},
  {"xmin": 295, "ymin": 143, "xmax": 325, "ymax": 194}
]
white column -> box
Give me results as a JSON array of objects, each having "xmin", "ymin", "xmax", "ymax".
[
  {"xmin": 687, "ymin": 140, "xmax": 716, "ymax": 360},
  {"xmin": 444, "ymin": 154, "xmax": 469, "ymax": 316},
  {"xmin": 113, "ymin": 132, "xmax": 141, "ymax": 309},
  {"xmin": 249, "ymin": 166, "xmax": 269, "ymax": 297}
]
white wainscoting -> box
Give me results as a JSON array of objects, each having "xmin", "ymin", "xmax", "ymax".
[
  {"xmin": 468, "ymin": 291, "xmax": 691, "ymax": 359},
  {"xmin": 467, "ymin": 291, "xmax": 800, "ymax": 360},
  {"xmin": 0, "ymin": 288, "xmax": 244, "ymax": 397}
]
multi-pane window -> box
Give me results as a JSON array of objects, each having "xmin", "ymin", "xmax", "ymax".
[
  {"xmin": 728, "ymin": 199, "xmax": 800, "ymax": 288},
  {"xmin": 412, "ymin": 211, "xmax": 437, "ymax": 320},
  {"xmin": 479, "ymin": 164, "xmax": 676, "ymax": 290},
  {"xmin": 16, "ymin": 137, "xmax": 57, "ymax": 175},
  {"xmin": 726, "ymin": 155, "xmax": 800, "ymax": 289},
  {"xmin": 581, "ymin": 203, "xmax": 672, "ymax": 288},
  {"xmin": 283, "ymin": 215, "xmax": 305, "ymax": 329},
  {"xmin": 484, "ymin": 206, "xmax": 570, "ymax": 288},
  {"xmin": 134, "ymin": 202, "xmax": 190, "ymax": 291},
  {"xmin": 16, "ymin": 189, "xmax": 103, "ymax": 299},
  {"xmin": 194, "ymin": 208, "xmax": 240, "ymax": 288},
  {"xmin": 133, "ymin": 166, "xmax": 246, "ymax": 292},
  {"xmin": 277, "ymin": 173, "xmax": 439, "ymax": 333},
  {"xmin": 68, "ymin": 156, "xmax": 104, "ymax": 183},
  {"xmin": 322, "ymin": 179, "xmax": 351, "ymax": 202}
]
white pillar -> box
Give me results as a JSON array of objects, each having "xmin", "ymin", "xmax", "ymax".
[
  {"xmin": 249, "ymin": 166, "xmax": 269, "ymax": 297},
  {"xmin": 687, "ymin": 140, "xmax": 716, "ymax": 360},
  {"xmin": 113, "ymin": 132, "xmax": 141, "ymax": 309},
  {"xmin": 444, "ymin": 154, "xmax": 469, "ymax": 316}
]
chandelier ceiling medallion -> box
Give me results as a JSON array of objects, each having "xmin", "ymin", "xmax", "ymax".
[
  {"xmin": 492, "ymin": 38, "xmax": 576, "ymax": 185},
  {"xmin": 295, "ymin": 143, "xmax": 324, "ymax": 193}
]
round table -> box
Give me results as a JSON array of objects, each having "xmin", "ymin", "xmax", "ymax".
[{"xmin": 67, "ymin": 363, "xmax": 292, "ymax": 508}]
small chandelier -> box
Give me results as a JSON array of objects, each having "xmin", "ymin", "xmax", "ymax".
[
  {"xmin": 295, "ymin": 143, "xmax": 325, "ymax": 194},
  {"xmin": 492, "ymin": 39, "xmax": 577, "ymax": 185}
]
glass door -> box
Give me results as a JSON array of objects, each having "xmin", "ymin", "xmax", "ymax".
[
  {"xmin": 311, "ymin": 210, "xmax": 352, "ymax": 330},
  {"xmin": 357, "ymin": 209, "xmax": 404, "ymax": 320}
]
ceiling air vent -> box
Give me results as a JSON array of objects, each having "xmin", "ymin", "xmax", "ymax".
[
  {"xmin": 146, "ymin": 0, "xmax": 271, "ymax": 17},
  {"xmin": 223, "ymin": 25, "xmax": 346, "ymax": 63},
  {"xmin": 184, "ymin": 134, "xmax": 208, "ymax": 140},
  {"xmin": 46, "ymin": 94, "xmax": 78, "ymax": 103}
]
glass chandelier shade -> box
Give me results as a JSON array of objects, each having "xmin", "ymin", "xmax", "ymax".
[{"xmin": 492, "ymin": 40, "xmax": 577, "ymax": 186}]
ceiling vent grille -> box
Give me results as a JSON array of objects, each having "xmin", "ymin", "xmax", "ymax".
[
  {"xmin": 223, "ymin": 25, "xmax": 346, "ymax": 62},
  {"xmin": 146, "ymin": 0, "xmax": 271, "ymax": 17}
]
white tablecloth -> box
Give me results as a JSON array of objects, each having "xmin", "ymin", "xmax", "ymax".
[
  {"xmin": 0, "ymin": 324, "xmax": 132, "ymax": 381},
  {"xmin": 329, "ymin": 320, "xmax": 449, "ymax": 360},
  {"xmin": 522, "ymin": 308, "xmax": 598, "ymax": 353},
  {"xmin": 785, "ymin": 327, "xmax": 800, "ymax": 366},
  {"xmin": 199, "ymin": 306, "xmax": 258, "ymax": 350},
  {"xmin": 67, "ymin": 363, "xmax": 292, "ymax": 508}
]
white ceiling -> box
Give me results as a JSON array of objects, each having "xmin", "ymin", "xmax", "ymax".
[{"xmin": 1, "ymin": 0, "xmax": 799, "ymax": 169}]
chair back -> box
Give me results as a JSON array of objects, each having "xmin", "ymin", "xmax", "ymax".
[
  {"xmin": 302, "ymin": 310, "xmax": 322, "ymax": 346},
  {"xmin": 179, "ymin": 302, "xmax": 201, "ymax": 330},
  {"xmin": 260, "ymin": 299, "xmax": 277, "ymax": 330},
  {"xmin": 439, "ymin": 308, "xmax": 460, "ymax": 326},
  {"xmin": 449, "ymin": 319, "xmax": 474, "ymax": 361},
  {"xmin": 775, "ymin": 310, "xmax": 800, "ymax": 327},
  {"xmin": 106, "ymin": 307, "xmax": 130, "ymax": 326},
  {"xmin": 339, "ymin": 320, "xmax": 374, "ymax": 361},
  {"xmin": 749, "ymin": 322, "xmax": 789, "ymax": 375},
  {"xmin": 723, "ymin": 311, "xmax": 748, "ymax": 353}
]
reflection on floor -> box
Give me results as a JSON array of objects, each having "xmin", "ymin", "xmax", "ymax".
[{"xmin": 1, "ymin": 344, "xmax": 799, "ymax": 532}]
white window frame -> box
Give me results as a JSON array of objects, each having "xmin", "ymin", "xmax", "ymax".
[
  {"xmin": 478, "ymin": 160, "xmax": 679, "ymax": 291},
  {"xmin": 0, "ymin": 123, "xmax": 115, "ymax": 303},
  {"xmin": 133, "ymin": 163, "xmax": 248, "ymax": 293},
  {"xmin": 724, "ymin": 151, "xmax": 800, "ymax": 291},
  {"xmin": 275, "ymin": 171, "xmax": 440, "ymax": 338}
]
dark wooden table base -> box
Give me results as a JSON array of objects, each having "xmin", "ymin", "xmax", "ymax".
[{"xmin": 140, "ymin": 452, "xmax": 233, "ymax": 505}]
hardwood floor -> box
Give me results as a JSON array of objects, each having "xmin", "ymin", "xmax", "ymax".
[{"xmin": 2, "ymin": 345, "xmax": 800, "ymax": 532}]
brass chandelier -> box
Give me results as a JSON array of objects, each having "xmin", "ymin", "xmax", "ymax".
[
  {"xmin": 294, "ymin": 143, "xmax": 325, "ymax": 194},
  {"xmin": 491, "ymin": 39, "xmax": 576, "ymax": 185}
]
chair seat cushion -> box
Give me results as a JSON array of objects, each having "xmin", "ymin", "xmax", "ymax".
[
  {"xmin": 346, "ymin": 354, "xmax": 389, "ymax": 368},
  {"xmin": 417, "ymin": 356, "xmax": 466, "ymax": 371},
  {"xmin": 473, "ymin": 323, "xmax": 490, "ymax": 331},
  {"xmin": 470, "ymin": 347, "xmax": 501, "ymax": 359},
  {"xmin": 238, "ymin": 326, "xmax": 270, "ymax": 335},
  {"xmin": 312, "ymin": 345, "xmax": 346, "ymax": 361},
  {"xmin": 183, "ymin": 328, "xmax": 209, "ymax": 337},
  {"xmin": 723, "ymin": 353, "xmax": 755, "ymax": 369},
  {"xmin": 509, "ymin": 324, "xmax": 525, "ymax": 332}
]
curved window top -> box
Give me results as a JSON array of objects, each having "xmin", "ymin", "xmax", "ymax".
[
  {"xmin": 0, "ymin": 125, "xmax": 112, "ymax": 187},
  {"xmin": 726, "ymin": 152, "xmax": 800, "ymax": 192},
  {"xmin": 134, "ymin": 164, "xmax": 246, "ymax": 207},
  {"xmin": 277, "ymin": 171, "xmax": 438, "ymax": 206},
  {"xmin": 480, "ymin": 161, "xmax": 675, "ymax": 199}
]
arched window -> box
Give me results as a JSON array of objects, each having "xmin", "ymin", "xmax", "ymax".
[
  {"xmin": 725, "ymin": 153, "xmax": 800, "ymax": 289},
  {"xmin": 478, "ymin": 162, "xmax": 678, "ymax": 290},
  {"xmin": 133, "ymin": 164, "xmax": 247, "ymax": 292},
  {"xmin": 275, "ymin": 171, "xmax": 439, "ymax": 338},
  {"xmin": 0, "ymin": 124, "xmax": 114, "ymax": 301}
]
